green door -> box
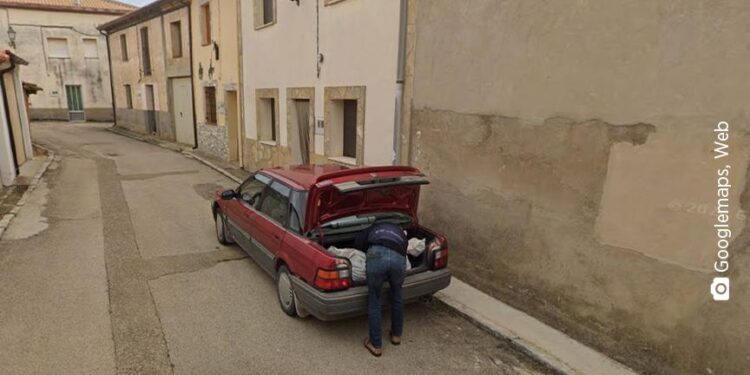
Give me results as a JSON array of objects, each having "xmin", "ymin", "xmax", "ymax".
[{"xmin": 65, "ymin": 85, "xmax": 85, "ymax": 121}]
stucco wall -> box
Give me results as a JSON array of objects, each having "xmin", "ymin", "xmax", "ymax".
[
  {"xmin": 406, "ymin": 1, "xmax": 750, "ymax": 374},
  {"xmin": 191, "ymin": 0, "xmax": 241, "ymax": 159},
  {"xmin": 109, "ymin": 7, "xmax": 191, "ymax": 141},
  {"xmin": 0, "ymin": 8, "xmax": 117, "ymax": 120},
  {"xmin": 240, "ymin": 0, "xmax": 400, "ymax": 170}
]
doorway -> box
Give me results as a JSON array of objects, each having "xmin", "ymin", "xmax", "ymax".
[
  {"xmin": 225, "ymin": 90, "xmax": 242, "ymax": 164},
  {"xmin": 65, "ymin": 85, "xmax": 85, "ymax": 121},
  {"xmin": 144, "ymin": 84, "xmax": 156, "ymax": 134},
  {"xmin": 171, "ymin": 78, "xmax": 195, "ymax": 146},
  {"xmin": 290, "ymin": 99, "xmax": 311, "ymax": 165}
]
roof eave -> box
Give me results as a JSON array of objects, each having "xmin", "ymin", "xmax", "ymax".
[
  {"xmin": 0, "ymin": 2, "xmax": 134, "ymax": 16},
  {"xmin": 98, "ymin": 0, "xmax": 191, "ymax": 33}
]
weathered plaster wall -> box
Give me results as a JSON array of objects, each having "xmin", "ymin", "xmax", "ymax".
[
  {"xmin": 109, "ymin": 7, "xmax": 191, "ymax": 141},
  {"xmin": 0, "ymin": 8, "xmax": 117, "ymax": 120},
  {"xmin": 191, "ymin": 0, "xmax": 241, "ymax": 160},
  {"xmin": 240, "ymin": 0, "xmax": 400, "ymax": 170},
  {"xmin": 407, "ymin": 1, "xmax": 750, "ymax": 374}
]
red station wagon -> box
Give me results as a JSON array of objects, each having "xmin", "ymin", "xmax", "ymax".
[{"xmin": 212, "ymin": 165, "xmax": 451, "ymax": 320}]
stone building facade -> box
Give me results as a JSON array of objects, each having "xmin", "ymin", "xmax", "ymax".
[
  {"xmin": 191, "ymin": 0, "xmax": 241, "ymax": 162},
  {"xmin": 0, "ymin": 0, "xmax": 134, "ymax": 121},
  {"xmin": 99, "ymin": 0, "xmax": 194, "ymax": 144},
  {"xmin": 400, "ymin": 1, "xmax": 750, "ymax": 374}
]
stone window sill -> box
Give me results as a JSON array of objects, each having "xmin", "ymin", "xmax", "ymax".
[{"xmin": 259, "ymin": 140, "xmax": 277, "ymax": 147}]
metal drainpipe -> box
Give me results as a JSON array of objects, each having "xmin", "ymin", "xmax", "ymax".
[
  {"xmin": 0, "ymin": 59, "xmax": 20, "ymax": 174},
  {"xmin": 392, "ymin": 0, "xmax": 407, "ymax": 165},
  {"xmin": 187, "ymin": 2, "xmax": 199, "ymax": 149},
  {"xmin": 101, "ymin": 29, "xmax": 118, "ymax": 126}
]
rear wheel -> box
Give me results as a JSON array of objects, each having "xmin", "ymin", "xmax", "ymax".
[
  {"xmin": 215, "ymin": 210, "xmax": 232, "ymax": 245},
  {"xmin": 277, "ymin": 265, "xmax": 297, "ymax": 317}
]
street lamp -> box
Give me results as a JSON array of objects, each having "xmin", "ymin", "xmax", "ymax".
[{"xmin": 7, "ymin": 26, "xmax": 16, "ymax": 49}]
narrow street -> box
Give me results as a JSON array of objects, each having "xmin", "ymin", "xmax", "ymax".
[{"xmin": 0, "ymin": 122, "xmax": 547, "ymax": 375}]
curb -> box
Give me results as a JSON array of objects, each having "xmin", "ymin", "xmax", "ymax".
[{"xmin": 0, "ymin": 145, "xmax": 56, "ymax": 239}]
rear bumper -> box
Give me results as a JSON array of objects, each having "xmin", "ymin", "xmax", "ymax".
[{"xmin": 291, "ymin": 268, "xmax": 452, "ymax": 321}]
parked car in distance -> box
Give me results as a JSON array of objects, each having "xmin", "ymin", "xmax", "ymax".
[{"xmin": 212, "ymin": 164, "xmax": 451, "ymax": 320}]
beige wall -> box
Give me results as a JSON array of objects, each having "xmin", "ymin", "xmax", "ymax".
[
  {"xmin": 240, "ymin": 0, "xmax": 401, "ymax": 169},
  {"xmin": 191, "ymin": 0, "xmax": 241, "ymax": 159},
  {"xmin": 109, "ymin": 7, "xmax": 191, "ymax": 139},
  {"xmin": 405, "ymin": 1, "xmax": 750, "ymax": 374},
  {"xmin": 0, "ymin": 8, "xmax": 119, "ymax": 119}
]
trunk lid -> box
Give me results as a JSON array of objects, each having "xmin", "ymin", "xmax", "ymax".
[{"xmin": 305, "ymin": 166, "xmax": 429, "ymax": 232}]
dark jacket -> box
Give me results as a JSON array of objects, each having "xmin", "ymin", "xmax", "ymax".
[{"xmin": 355, "ymin": 222, "xmax": 407, "ymax": 256}]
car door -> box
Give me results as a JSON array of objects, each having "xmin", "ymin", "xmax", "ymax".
[
  {"xmin": 224, "ymin": 174, "xmax": 270, "ymax": 254},
  {"xmin": 248, "ymin": 180, "xmax": 291, "ymax": 275}
]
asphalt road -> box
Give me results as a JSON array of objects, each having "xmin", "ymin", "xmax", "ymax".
[{"xmin": 0, "ymin": 122, "xmax": 548, "ymax": 375}]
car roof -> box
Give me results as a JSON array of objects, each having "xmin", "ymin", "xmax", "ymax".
[{"xmin": 261, "ymin": 164, "xmax": 422, "ymax": 191}]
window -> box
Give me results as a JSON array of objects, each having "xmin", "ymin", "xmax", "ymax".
[
  {"xmin": 47, "ymin": 38, "xmax": 69, "ymax": 58},
  {"xmin": 170, "ymin": 21, "xmax": 183, "ymax": 58},
  {"xmin": 254, "ymin": 0, "xmax": 276, "ymax": 28},
  {"xmin": 83, "ymin": 39, "xmax": 98, "ymax": 58},
  {"xmin": 342, "ymin": 100, "xmax": 357, "ymax": 158},
  {"xmin": 120, "ymin": 34, "xmax": 128, "ymax": 61},
  {"xmin": 258, "ymin": 97, "xmax": 276, "ymax": 142},
  {"xmin": 204, "ymin": 86, "xmax": 217, "ymax": 124},
  {"xmin": 140, "ymin": 27, "xmax": 152, "ymax": 75},
  {"xmin": 124, "ymin": 85, "xmax": 133, "ymax": 109},
  {"xmin": 200, "ymin": 3, "xmax": 211, "ymax": 45},
  {"xmin": 288, "ymin": 190, "xmax": 307, "ymax": 234},
  {"xmin": 238, "ymin": 174, "xmax": 269, "ymax": 207},
  {"xmin": 258, "ymin": 184, "xmax": 290, "ymax": 225},
  {"xmin": 263, "ymin": 0, "xmax": 274, "ymax": 24}
]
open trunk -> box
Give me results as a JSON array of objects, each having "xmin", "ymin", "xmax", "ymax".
[{"xmin": 318, "ymin": 225, "xmax": 435, "ymax": 283}]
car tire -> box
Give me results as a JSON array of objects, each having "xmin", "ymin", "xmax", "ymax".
[
  {"xmin": 215, "ymin": 210, "xmax": 233, "ymax": 245},
  {"xmin": 277, "ymin": 265, "xmax": 298, "ymax": 317}
]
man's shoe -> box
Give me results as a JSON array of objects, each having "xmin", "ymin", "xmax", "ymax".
[
  {"xmin": 389, "ymin": 331, "xmax": 401, "ymax": 346},
  {"xmin": 364, "ymin": 338, "xmax": 382, "ymax": 357}
]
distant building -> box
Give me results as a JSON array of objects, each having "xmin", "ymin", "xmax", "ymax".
[
  {"xmin": 0, "ymin": 0, "xmax": 135, "ymax": 122},
  {"xmin": 99, "ymin": 0, "xmax": 194, "ymax": 144}
]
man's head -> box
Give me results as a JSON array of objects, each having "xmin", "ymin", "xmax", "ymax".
[{"xmin": 0, "ymin": 50, "xmax": 10, "ymax": 64}]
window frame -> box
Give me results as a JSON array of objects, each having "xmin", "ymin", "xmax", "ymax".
[
  {"xmin": 83, "ymin": 38, "xmax": 99, "ymax": 59},
  {"xmin": 46, "ymin": 37, "xmax": 70, "ymax": 59},
  {"xmin": 200, "ymin": 3, "xmax": 211, "ymax": 46},
  {"xmin": 124, "ymin": 84, "xmax": 133, "ymax": 109},
  {"xmin": 120, "ymin": 34, "xmax": 129, "ymax": 61},
  {"xmin": 140, "ymin": 27, "xmax": 152, "ymax": 76},
  {"xmin": 170, "ymin": 21, "xmax": 183, "ymax": 58},
  {"xmin": 204, "ymin": 86, "xmax": 217, "ymax": 125},
  {"xmin": 254, "ymin": 0, "xmax": 276, "ymax": 30}
]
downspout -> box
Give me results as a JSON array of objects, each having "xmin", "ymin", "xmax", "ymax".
[
  {"xmin": 392, "ymin": 0, "xmax": 407, "ymax": 165},
  {"xmin": 187, "ymin": 2, "xmax": 198, "ymax": 149},
  {"xmin": 100, "ymin": 29, "xmax": 118, "ymax": 126},
  {"xmin": 0, "ymin": 59, "xmax": 20, "ymax": 175}
]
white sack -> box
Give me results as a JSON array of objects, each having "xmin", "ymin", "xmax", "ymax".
[
  {"xmin": 327, "ymin": 246, "xmax": 367, "ymax": 282},
  {"xmin": 407, "ymin": 238, "xmax": 426, "ymax": 257}
]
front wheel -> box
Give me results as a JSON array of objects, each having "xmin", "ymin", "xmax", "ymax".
[
  {"xmin": 277, "ymin": 265, "xmax": 297, "ymax": 317},
  {"xmin": 215, "ymin": 210, "xmax": 233, "ymax": 245}
]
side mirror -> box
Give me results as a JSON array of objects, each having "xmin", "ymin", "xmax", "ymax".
[{"xmin": 221, "ymin": 190, "xmax": 237, "ymax": 200}]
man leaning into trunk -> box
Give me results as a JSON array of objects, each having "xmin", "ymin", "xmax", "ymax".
[{"xmin": 356, "ymin": 222, "xmax": 408, "ymax": 357}]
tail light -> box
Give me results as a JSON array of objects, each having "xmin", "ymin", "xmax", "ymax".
[
  {"xmin": 314, "ymin": 258, "xmax": 351, "ymax": 291},
  {"xmin": 430, "ymin": 238, "xmax": 448, "ymax": 269}
]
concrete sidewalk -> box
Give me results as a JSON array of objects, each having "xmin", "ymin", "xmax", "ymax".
[
  {"xmin": 107, "ymin": 124, "xmax": 638, "ymax": 375},
  {"xmin": 437, "ymin": 279, "xmax": 637, "ymax": 375}
]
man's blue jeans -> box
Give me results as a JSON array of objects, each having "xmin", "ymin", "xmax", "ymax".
[{"xmin": 366, "ymin": 245, "xmax": 406, "ymax": 348}]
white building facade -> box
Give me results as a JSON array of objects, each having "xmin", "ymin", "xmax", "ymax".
[{"xmin": 239, "ymin": 0, "xmax": 404, "ymax": 169}]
